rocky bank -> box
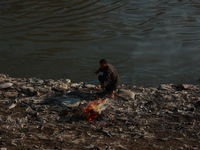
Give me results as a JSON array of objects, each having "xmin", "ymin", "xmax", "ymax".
[{"xmin": 0, "ymin": 74, "xmax": 200, "ymax": 150}]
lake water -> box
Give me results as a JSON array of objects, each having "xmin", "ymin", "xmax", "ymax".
[{"xmin": 0, "ymin": 0, "xmax": 200, "ymax": 87}]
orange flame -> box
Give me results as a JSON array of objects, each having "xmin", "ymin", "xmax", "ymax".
[
  {"xmin": 84, "ymin": 98, "xmax": 106, "ymax": 123},
  {"xmin": 84, "ymin": 91, "xmax": 119, "ymax": 122}
]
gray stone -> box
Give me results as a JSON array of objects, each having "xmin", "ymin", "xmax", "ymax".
[
  {"xmin": 58, "ymin": 84, "xmax": 69, "ymax": 91},
  {"xmin": 182, "ymin": 84, "xmax": 191, "ymax": 89},
  {"xmin": 106, "ymin": 146, "xmax": 115, "ymax": 150},
  {"xmin": 26, "ymin": 106, "xmax": 36, "ymax": 114},
  {"xmin": 118, "ymin": 89, "xmax": 135, "ymax": 99},
  {"xmin": 85, "ymin": 84, "xmax": 96, "ymax": 89},
  {"xmin": 63, "ymin": 101, "xmax": 80, "ymax": 107},
  {"xmin": 32, "ymin": 99, "xmax": 45, "ymax": 104},
  {"xmin": 4, "ymin": 91, "xmax": 18, "ymax": 98},
  {"xmin": 0, "ymin": 82, "xmax": 13, "ymax": 89},
  {"xmin": 0, "ymin": 74, "xmax": 7, "ymax": 78},
  {"xmin": 37, "ymin": 79, "xmax": 44, "ymax": 84},
  {"xmin": 46, "ymin": 79, "xmax": 55, "ymax": 85},
  {"xmin": 62, "ymin": 97, "xmax": 81, "ymax": 104},
  {"xmin": 63, "ymin": 91, "xmax": 71, "ymax": 94},
  {"xmin": 65, "ymin": 79, "xmax": 71, "ymax": 84},
  {"xmin": 8, "ymin": 103, "xmax": 17, "ymax": 109},
  {"xmin": 158, "ymin": 84, "xmax": 173, "ymax": 90},
  {"xmin": 71, "ymin": 83, "xmax": 81, "ymax": 88},
  {"xmin": 22, "ymin": 86, "xmax": 35, "ymax": 91},
  {"xmin": 37, "ymin": 87, "xmax": 51, "ymax": 94},
  {"xmin": 28, "ymin": 78, "xmax": 44, "ymax": 84},
  {"xmin": 172, "ymin": 84, "xmax": 185, "ymax": 91},
  {"xmin": 22, "ymin": 86, "xmax": 37, "ymax": 96},
  {"xmin": 28, "ymin": 78, "xmax": 35, "ymax": 83},
  {"xmin": 52, "ymin": 83, "xmax": 69, "ymax": 92}
]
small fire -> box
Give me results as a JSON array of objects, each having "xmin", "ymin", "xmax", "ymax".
[{"xmin": 84, "ymin": 97, "xmax": 109, "ymax": 123}]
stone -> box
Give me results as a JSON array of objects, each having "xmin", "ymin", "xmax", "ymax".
[
  {"xmin": 22, "ymin": 86, "xmax": 37, "ymax": 96},
  {"xmin": 71, "ymin": 83, "xmax": 81, "ymax": 88},
  {"xmin": 8, "ymin": 103, "xmax": 17, "ymax": 109},
  {"xmin": 58, "ymin": 84, "xmax": 69, "ymax": 90},
  {"xmin": 28, "ymin": 78, "xmax": 35, "ymax": 83},
  {"xmin": 0, "ymin": 74, "xmax": 7, "ymax": 78},
  {"xmin": 194, "ymin": 101, "xmax": 200, "ymax": 108},
  {"xmin": 32, "ymin": 99, "xmax": 45, "ymax": 104},
  {"xmin": 85, "ymin": 84, "xmax": 96, "ymax": 89},
  {"xmin": 28, "ymin": 78, "xmax": 44, "ymax": 84},
  {"xmin": 22, "ymin": 86, "xmax": 35, "ymax": 92},
  {"xmin": 26, "ymin": 106, "xmax": 36, "ymax": 115},
  {"xmin": 4, "ymin": 91, "xmax": 18, "ymax": 98},
  {"xmin": 158, "ymin": 84, "xmax": 172, "ymax": 90},
  {"xmin": 1, "ymin": 74, "xmax": 200, "ymax": 150},
  {"xmin": 182, "ymin": 84, "xmax": 191, "ymax": 89},
  {"xmin": 46, "ymin": 79, "xmax": 55, "ymax": 85},
  {"xmin": 118, "ymin": 89, "xmax": 135, "ymax": 99},
  {"xmin": 62, "ymin": 97, "xmax": 81, "ymax": 104},
  {"xmin": 106, "ymin": 146, "xmax": 115, "ymax": 150},
  {"xmin": 37, "ymin": 79, "xmax": 44, "ymax": 84},
  {"xmin": 64, "ymin": 101, "xmax": 80, "ymax": 107},
  {"xmin": 172, "ymin": 84, "xmax": 185, "ymax": 91},
  {"xmin": 65, "ymin": 79, "xmax": 71, "ymax": 84},
  {"xmin": 0, "ymin": 82, "xmax": 13, "ymax": 89},
  {"xmin": 52, "ymin": 83, "xmax": 69, "ymax": 92},
  {"xmin": 37, "ymin": 87, "xmax": 51, "ymax": 94}
]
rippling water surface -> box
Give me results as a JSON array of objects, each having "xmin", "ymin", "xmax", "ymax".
[{"xmin": 0, "ymin": 0, "xmax": 200, "ymax": 86}]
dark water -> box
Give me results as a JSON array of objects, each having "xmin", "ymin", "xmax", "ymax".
[{"xmin": 0, "ymin": 0, "xmax": 200, "ymax": 87}]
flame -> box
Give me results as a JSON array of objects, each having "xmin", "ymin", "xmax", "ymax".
[
  {"xmin": 84, "ymin": 97, "xmax": 109, "ymax": 123},
  {"xmin": 84, "ymin": 91, "xmax": 119, "ymax": 122}
]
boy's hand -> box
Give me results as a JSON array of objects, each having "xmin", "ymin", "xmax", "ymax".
[{"xmin": 94, "ymin": 71, "xmax": 99, "ymax": 75}]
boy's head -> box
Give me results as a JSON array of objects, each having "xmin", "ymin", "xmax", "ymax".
[{"xmin": 99, "ymin": 59, "xmax": 108, "ymax": 68}]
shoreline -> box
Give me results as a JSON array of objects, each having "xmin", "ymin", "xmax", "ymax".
[{"xmin": 0, "ymin": 74, "xmax": 200, "ymax": 149}]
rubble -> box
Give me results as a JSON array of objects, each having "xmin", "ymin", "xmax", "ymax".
[
  {"xmin": 118, "ymin": 89, "xmax": 135, "ymax": 100},
  {"xmin": 0, "ymin": 82, "xmax": 13, "ymax": 89},
  {"xmin": 0, "ymin": 74, "xmax": 199, "ymax": 149}
]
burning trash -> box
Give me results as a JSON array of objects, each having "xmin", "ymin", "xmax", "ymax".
[{"xmin": 84, "ymin": 98, "xmax": 110, "ymax": 123}]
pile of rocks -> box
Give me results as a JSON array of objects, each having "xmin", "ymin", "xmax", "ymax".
[{"xmin": 0, "ymin": 74, "xmax": 200, "ymax": 149}]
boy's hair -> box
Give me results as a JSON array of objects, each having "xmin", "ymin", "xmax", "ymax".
[{"xmin": 99, "ymin": 59, "xmax": 108, "ymax": 64}]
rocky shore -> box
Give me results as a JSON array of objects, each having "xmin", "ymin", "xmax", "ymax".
[{"xmin": 0, "ymin": 74, "xmax": 200, "ymax": 150}]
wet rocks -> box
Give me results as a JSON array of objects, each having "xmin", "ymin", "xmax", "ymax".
[
  {"xmin": 172, "ymin": 84, "xmax": 186, "ymax": 91},
  {"xmin": 84, "ymin": 84, "xmax": 97, "ymax": 89},
  {"xmin": 8, "ymin": 103, "xmax": 17, "ymax": 109},
  {"xmin": 61, "ymin": 97, "xmax": 81, "ymax": 104},
  {"xmin": 65, "ymin": 79, "xmax": 71, "ymax": 84},
  {"xmin": 118, "ymin": 89, "xmax": 135, "ymax": 100},
  {"xmin": 49, "ymin": 79, "xmax": 71, "ymax": 92},
  {"xmin": 182, "ymin": 84, "xmax": 191, "ymax": 89},
  {"xmin": 55, "ymin": 83, "xmax": 69, "ymax": 92},
  {"xmin": 0, "ymin": 82, "xmax": 13, "ymax": 89},
  {"xmin": 21, "ymin": 86, "xmax": 38, "ymax": 96},
  {"xmin": 37, "ymin": 87, "xmax": 52, "ymax": 94},
  {"xmin": 0, "ymin": 75, "xmax": 200, "ymax": 150},
  {"xmin": 194, "ymin": 101, "xmax": 200, "ymax": 109},
  {"xmin": 158, "ymin": 84, "xmax": 173, "ymax": 90},
  {"xmin": 0, "ymin": 74, "xmax": 7, "ymax": 78},
  {"xmin": 63, "ymin": 101, "xmax": 81, "ymax": 108},
  {"xmin": 4, "ymin": 91, "xmax": 18, "ymax": 98},
  {"xmin": 71, "ymin": 83, "xmax": 81, "ymax": 88},
  {"xmin": 28, "ymin": 78, "xmax": 44, "ymax": 84}
]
